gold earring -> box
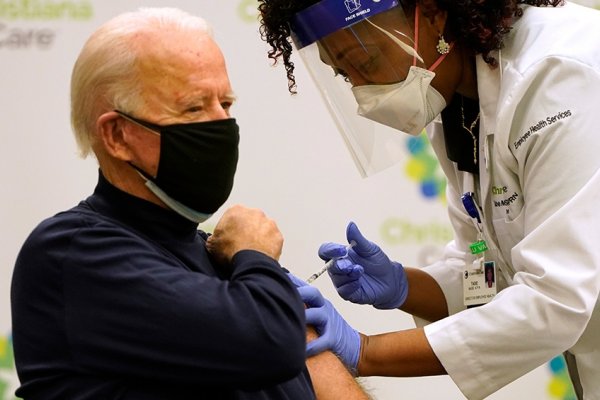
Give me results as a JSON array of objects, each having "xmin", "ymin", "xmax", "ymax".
[{"xmin": 436, "ymin": 34, "xmax": 451, "ymax": 54}]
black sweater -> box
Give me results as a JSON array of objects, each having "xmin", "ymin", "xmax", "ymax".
[{"xmin": 11, "ymin": 172, "xmax": 314, "ymax": 400}]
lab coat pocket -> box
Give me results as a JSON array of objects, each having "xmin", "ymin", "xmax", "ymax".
[{"xmin": 492, "ymin": 209, "xmax": 525, "ymax": 268}]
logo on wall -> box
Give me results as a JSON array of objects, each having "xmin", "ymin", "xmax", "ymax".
[
  {"xmin": 380, "ymin": 217, "xmax": 452, "ymax": 246},
  {"xmin": 0, "ymin": 0, "xmax": 93, "ymax": 50},
  {"xmin": 548, "ymin": 356, "xmax": 577, "ymax": 400},
  {"xmin": 237, "ymin": 0, "xmax": 259, "ymax": 23},
  {"xmin": 404, "ymin": 133, "xmax": 446, "ymax": 202},
  {"xmin": 0, "ymin": 333, "xmax": 19, "ymax": 400}
]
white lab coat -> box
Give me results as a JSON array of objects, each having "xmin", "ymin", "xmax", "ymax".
[{"xmin": 421, "ymin": 2, "xmax": 600, "ymax": 399}]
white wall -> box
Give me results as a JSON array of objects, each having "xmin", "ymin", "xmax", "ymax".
[{"xmin": 1, "ymin": 1, "xmax": 595, "ymax": 399}]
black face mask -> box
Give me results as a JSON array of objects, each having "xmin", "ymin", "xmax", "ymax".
[{"xmin": 115, "ymin": 110, "xmax": 239, "ymax": 217}]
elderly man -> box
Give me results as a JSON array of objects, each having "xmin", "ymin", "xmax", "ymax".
[{"xmin": 10, "ymin": 7, "xmax": 367, "ymax": 400}]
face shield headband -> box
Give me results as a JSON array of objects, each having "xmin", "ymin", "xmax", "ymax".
[
  {"xmin": 290, "ymin": 0, "xmax": 401, "ymax": 50},
  {"xmin": 289, "ymin": 0, "xmax": 449, "ymax": 177}
]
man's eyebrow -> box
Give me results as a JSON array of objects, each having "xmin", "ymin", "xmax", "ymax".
[
  {"xmin": 223, "ymin": 91, "xmax": 238, "ymax": 102},
  {"xmin": 177, "ymin": 91, "xmax": 238, "ymax": 107}
]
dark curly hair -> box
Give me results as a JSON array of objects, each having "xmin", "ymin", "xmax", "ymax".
[{"xmin": 258, "ymin": 0, "xmax": 563, "ymax": 93}]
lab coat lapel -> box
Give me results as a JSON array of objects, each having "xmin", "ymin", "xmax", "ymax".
[{"xmin": 475, "ymin": 54, "xmax": 501, "ymax": 224}]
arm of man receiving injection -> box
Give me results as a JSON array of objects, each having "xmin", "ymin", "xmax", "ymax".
[
  {"xmin": 206, "ymin": 205, "xmax": 370, "ymax": 399},
  {"xmin": 306, "ymin": 326, "xmax": 372, "ymax": 400},
  {"xmin": 287, "ymin": 272, "xmax": 372, "ymax": 399}
]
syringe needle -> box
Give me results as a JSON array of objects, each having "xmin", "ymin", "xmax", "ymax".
[
  {"xmin": 306, "ymin": 241, "xmax": 356, "ymax": 283},
  {"xmin": 306, "ymin": 258, "xmax": 335, "ymax": 284}
]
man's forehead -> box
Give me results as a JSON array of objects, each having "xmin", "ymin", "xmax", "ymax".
[
  {"xmin": 135, "ymin": 28, "xmax": 213, "ymax": 58},
  {"xmin": 136, "ymin": 33, "xmax": 221, "ymax": 77},
  {"xmin": 131, "ymin": 32, "xmax": 231, "ymax": 117}
]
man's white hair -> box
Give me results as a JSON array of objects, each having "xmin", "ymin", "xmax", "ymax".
[{"xmin": 70, "ymin": 7, "xmax": 213, "ymax": 158}]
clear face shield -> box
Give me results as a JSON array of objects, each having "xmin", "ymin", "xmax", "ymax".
[{"xmin": 290, "ymin": 0, "xmax": 449, "ymax": 177}]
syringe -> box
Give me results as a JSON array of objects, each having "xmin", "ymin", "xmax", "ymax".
[{"xmin": 306, "ymin": 241, "xmax": 356, "ymax": 283}]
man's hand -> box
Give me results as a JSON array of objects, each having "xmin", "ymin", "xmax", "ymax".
[{"xmin": 206, "ymin": 204, "xmax": 283, "ymax": 264}]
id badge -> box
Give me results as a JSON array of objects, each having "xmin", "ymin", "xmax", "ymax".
[{"xmin": 463, "ymin": 259, "xmax": 497, "ymax": 307}]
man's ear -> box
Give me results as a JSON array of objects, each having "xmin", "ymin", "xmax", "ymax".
[{"xmin": 96, "ymin": 111, "xmax": 133, "ymax": 161}]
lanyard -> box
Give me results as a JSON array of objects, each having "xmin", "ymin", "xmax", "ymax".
[{"xmin": 461, "ymin": 192, "xmax": 488, "ymax": 255}]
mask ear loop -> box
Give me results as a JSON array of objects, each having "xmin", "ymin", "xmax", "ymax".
[
  {"xmin": 413, "ymin": 5, "xmax": 420, "ymax": 67},
  {"xmin": 413, "ymin": 4, "xmax": 454, "ymax": 71},
  {"xmin": 114, "ymin": 110, "xmax": 161, "ymax": 181},
  {"xmin": 114, "ymin": 110, "xmax": 162, "ymax": 136},
  {"xmin": 429, "ymin": 44, "xmax": 453, "ymax": 71}
]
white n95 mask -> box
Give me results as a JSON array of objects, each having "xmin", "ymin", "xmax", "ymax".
[{"xmin": 351, "ymin": 66, "xmax": 447, "ymax": 136}]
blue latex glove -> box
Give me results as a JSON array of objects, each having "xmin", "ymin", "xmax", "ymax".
[
  {"xmin": 286, "ymin": 273, "xmax": 360, "ymax": 370},
  {"xmin": 319, "ymin": 221, "xmax": 408, "ymax": 309},
  {"xmin": 298, "ymin": 284, "xmax": 361, "ymax": 371}
]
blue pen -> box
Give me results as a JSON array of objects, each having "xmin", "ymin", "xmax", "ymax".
[{"xmin": 461, "ymin": 192, "xmax": 481, "ymax": 223}]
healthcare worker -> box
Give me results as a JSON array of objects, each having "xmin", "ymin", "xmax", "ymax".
[{"xmin": 257, "ymin": 0, "xmax": 600, "ymax": 398}]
